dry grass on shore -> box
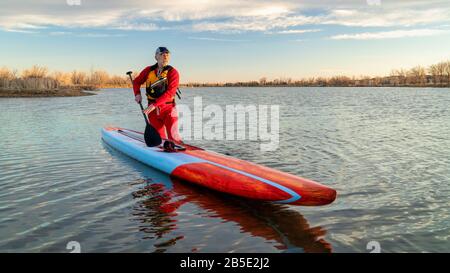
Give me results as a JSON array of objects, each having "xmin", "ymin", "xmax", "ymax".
[
  {"xmin": 0, "ymin": 65, "xmax": 128, "ymax": 98},
  {"xmin": 0, "ymin": 87, "xmax": 95, "ymax": 97}
]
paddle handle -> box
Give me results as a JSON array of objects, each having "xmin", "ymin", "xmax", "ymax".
[{"xmin": 126, "ymin": 71, "xmax": 150, "ymax": 126}]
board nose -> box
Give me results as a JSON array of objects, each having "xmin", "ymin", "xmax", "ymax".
[{"xmin": 291, "ymin": 183, "xmax": 337, "ymax": 206}]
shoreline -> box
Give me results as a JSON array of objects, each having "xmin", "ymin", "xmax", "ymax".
[
  {"xmin": 0, "ymin": 88, "xmax": 97, "ymax": 98},
  {"xmin": 180, "ymin": 84, "xmax": 450, "ymax": 88},
  {"xmin": 2, "ymin": 85, "xmax": 449, "ymax": 98}
]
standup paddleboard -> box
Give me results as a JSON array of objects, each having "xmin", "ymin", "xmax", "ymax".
[{"xmin": 101, "ymin": 127, "xmax": 336, "ymax": 206}]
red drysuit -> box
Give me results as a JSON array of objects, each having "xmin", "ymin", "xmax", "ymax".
[{"xmin": 133, "ymin": 65, "xmax": 181, "ymax": 142}]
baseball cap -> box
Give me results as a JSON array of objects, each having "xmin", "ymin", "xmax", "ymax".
[{"xmin": 155, "ymin": 47, "xmax": 170, "ymax": 54}]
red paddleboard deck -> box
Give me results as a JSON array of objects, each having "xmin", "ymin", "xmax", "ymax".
[{"xmin": 101, "ymin": 127, "xmax": 336, "ymax": 206}]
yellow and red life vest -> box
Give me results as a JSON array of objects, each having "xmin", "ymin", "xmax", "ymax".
[{"xmin": 145, "ymin": 65, "xmax": 173, "ymax": 102}]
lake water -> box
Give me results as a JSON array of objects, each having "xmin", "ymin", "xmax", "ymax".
[{"xmin": 0, "ymin": 87, "xmax": 449, "ymax": 253}]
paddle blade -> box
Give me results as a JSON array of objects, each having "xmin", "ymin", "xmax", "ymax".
[{"xmin": 144, "ymin": 124, "xmax": 162, "ymax": 147}]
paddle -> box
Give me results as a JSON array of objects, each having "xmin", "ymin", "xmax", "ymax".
[{"xmin": 126, "ymin": 71, "xmax": 162, "ymax": 147}]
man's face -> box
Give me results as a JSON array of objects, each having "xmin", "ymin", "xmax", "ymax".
[{"xmin": 156, "ymin": 52, "xmax": 170, "ymax": 66}]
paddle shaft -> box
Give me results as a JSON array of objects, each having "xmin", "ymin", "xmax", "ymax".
[{"xmin": 126, "ymin": 71, "xmax": 150, "ymax": 126}]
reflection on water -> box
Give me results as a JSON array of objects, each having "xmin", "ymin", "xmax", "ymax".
[
  {"xmin": 110, "ymin": 145, "xmax": 332, "ymax": 253},
  {"xmin": 165, "ymin": 179, "xmax": 332, "ymax": 253}
]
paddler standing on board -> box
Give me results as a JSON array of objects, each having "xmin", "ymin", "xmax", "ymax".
[{"xmin": 132, "ymin": 47, "xmax": 182, "ymax": 148}]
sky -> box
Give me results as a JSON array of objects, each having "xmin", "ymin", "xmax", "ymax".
[{"xmin": 1, "ymin": 0, "xmax": 450, "ymax": 83}]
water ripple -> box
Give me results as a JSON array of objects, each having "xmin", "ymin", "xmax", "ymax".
[{"xmin": 1, "ymin": 87, "xmax": 449, "ymax": 252}]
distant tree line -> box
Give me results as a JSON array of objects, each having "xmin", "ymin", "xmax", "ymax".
[
  {"xmin": 183, "ymin": 60, "xmax": 450, "ymax": 88},
  {"xmin": 0, "ymin": 65, "xmax": 130, "ymax": 91},
  {"xmin": 2, "ymin": 61, "xmax": 450, "ymax": 92}
]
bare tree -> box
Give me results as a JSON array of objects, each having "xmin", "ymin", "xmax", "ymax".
[
  {"xmin": 434, "ymin": 62, "xmax": 446, "ymax": 86},
  {"xmin": 429, "ymin": 64, "xmax": 439, "ymax": 86},
  {"xmin": 71, "ymin": 70, "xmax": 87, "ymax": 85},
  {"xmin": 22, "ymin": 65, "xmax": 49, "ymax": 78},
  {"xmin": 444, "ymin": 61, "xmax": 450, "ymax": 87},
  {"xmin": 108, "ymin": 75, "xmax": 128, "ymax": 86},
  {"xmin": 0, "ymin": 67, "xmax": 16, "ymax": 80},
  {"xmin": 52, "ymin": 71, "xmax": 72, "ymax": 86},
  {"xmin": 391, "ymin": 69, "xmax": 407, "ymax": 86},
  {"xmin": 407, "ymin": 66, "xmax": 426, "ymax": 86},
  {"xmin": 89, "ymin": 70, "xmax": 110, "ymax": 86},
  {"xmin": 259, "ymin": 77, "xmax": 267, "ymax": 86}
]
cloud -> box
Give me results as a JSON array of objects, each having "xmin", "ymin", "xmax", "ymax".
[
  {"xmin": 1, "ymin": 0, "xmax": 450, "ymax": 34},
  {"xmin": 134, "ymin": 1, "xmax": 295, "ymax": 21},
  {"xmin": 0, "ymin": 11, "xmax": 124, "ymax": 31},
  {"xmin": 49, "ymin": 31, "xmax": 72, "ymax": 36},
  {"xmin": 44, "ymin": 31, "xmax": 124, "ymax": 38},
  {"xmin": 324, "ymin": 8, "xmax": 450, "ymax": 27},
  {"xmin": 113, "ymin": 22, "xmax": 159, "ymax": 31},
  {"xmin": 330, "ymin": 29, "xmax": 449, "ymax": 40},
  {"xmin": 292, "ymin": 39, "xmax": 308, "ymax": 42},
  {"xmin": 77, "ymin": 33, "xmax": 125, "ymax": 38},
  {"xmin": 4, "ymin": 29, "xmax": 39, "ymax": 34},
  {"xmin": 275, "ymin": 29, "xmax": 321, "ymax": 34},
  {"xmin": 191, "ymin": 15, "xmax": 320, "ymax": 33},
  {"xmin": 188, "ymin": 36, "xmax": 249, "ymax": 42}
]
